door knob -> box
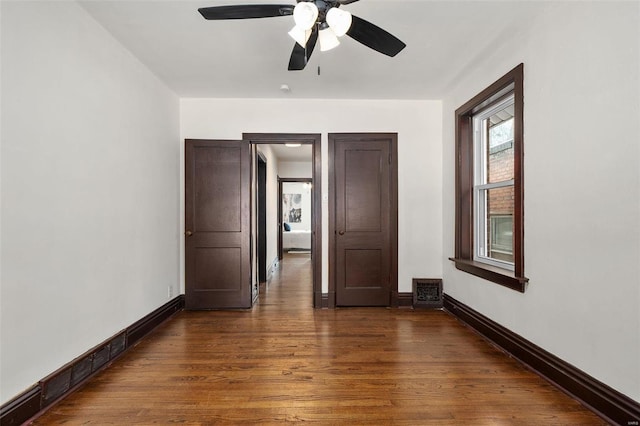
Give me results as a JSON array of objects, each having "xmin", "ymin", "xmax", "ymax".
[
  {"xmin": 185, "ymin": 230, "xmax": 193, "ymax": 237},
  {"xmin": 338, "ymin": 231, "xmax": 345, "ymax": 235}
]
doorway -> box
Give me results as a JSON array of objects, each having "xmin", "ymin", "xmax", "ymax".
[
  {"xmin": 244, "ymin": 133, "xmax": 322, "ymax": 308},
  {"xmin": 278, "ymin": 178, "xmax": 313, "ymax": 260}
]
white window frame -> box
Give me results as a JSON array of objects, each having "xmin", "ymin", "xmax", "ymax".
[{"xmin": 472, "ymin": 94, "xmax": 515, "ymax": 271}]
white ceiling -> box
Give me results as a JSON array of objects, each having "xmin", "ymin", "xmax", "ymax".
[
  {"xmin": 266, "ymin": 143, "xmax": 313, "ymax": 161},
  {"xmin": 78, "ymin": 0, "xmax": 544, "ymax": 100}
]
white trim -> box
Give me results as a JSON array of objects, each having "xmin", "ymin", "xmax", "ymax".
[{"xmin": 476, "ymin": 179, "xmax": 514, "ymax": 191}]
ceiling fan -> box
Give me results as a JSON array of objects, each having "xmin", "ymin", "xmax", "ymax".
[{"xmin": 198, "ymin": 1, "xmax": 406, "ymax": 71}]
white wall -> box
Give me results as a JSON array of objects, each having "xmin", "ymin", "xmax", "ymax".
[
  {"xmin": 282, "ymin": 182, "xmax": 312, "ymax": 232},
  {"xmin": 0, "ymin": 2, "xmax": 180, "ymax": 403},
  {"xmin": 441, "ymin": 2, "xmax": 640, "ymax": 402},
  {"xmin": 279, "ymin": 161, "xmax": 313, "ymax": 232},
  {"xmin": 180, "ymin": 99, "xmax": 443, "ymax": 295},
  {"xmin": 278, "ymin": 161, "xmax": 312, "ymax": 178}
]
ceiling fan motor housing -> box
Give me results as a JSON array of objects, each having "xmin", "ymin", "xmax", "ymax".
[{"xmin": 308, "ymin": 0, "xmax": 340, "ymax": 22}]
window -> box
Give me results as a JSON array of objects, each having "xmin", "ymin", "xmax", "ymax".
[
  {"xmin": 451, "ymin": 64, "xmax": 528, "ymax": 292},
  {"xmin": 474, "ymin": 95, "xmax": 515, "ymax": 269}
]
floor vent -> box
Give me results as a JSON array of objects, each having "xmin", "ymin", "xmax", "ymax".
[
  {"xmin": 40, "ymin": 331, "xmax": 126, "ymax": 406},
  {"xmin": 1, "ymin": 297, "xmax": 184, "ymax": 426},
  {"xmin": 412, "ymin": 278, "xmax": 443, "ymax": 309}
]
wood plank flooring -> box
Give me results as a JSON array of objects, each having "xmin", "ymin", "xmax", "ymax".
[{"xmin": 34, "ymin": 253, "xmax": 605, "ymax": 424}]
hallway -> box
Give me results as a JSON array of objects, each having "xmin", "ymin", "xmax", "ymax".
[
  {"xmin": 34, "ymin": 254, "xmax": 604, "ymax": 424},
  {"xmin": 257, "ymin": 252, "xmax": 314, "ymax": 312}
]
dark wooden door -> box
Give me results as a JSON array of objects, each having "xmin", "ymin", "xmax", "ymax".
[
  {"xmin": 257, "ymin": 155, "xmax": 267, "ymax": 283},
  {"xmin": 330, "ymin": 134, "xmax": 398, "ymax": 307},
  {"xmin": 185, "ymin": 139, "xmax": 251, "ymax": 309}
]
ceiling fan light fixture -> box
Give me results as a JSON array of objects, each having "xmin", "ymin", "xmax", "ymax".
[
  {"xmin": 326, "ymin": 8, "xmax": 352, "ymax": 37},
  {"xmin": 198, "ymin": 3, "xmax": 407, "ymax": 71},
  {"xmin": 293, "ymin": 2, "xmax": 319, "ymax": 30},
  {"xmin": 288, "ymin": 25, "xmax": 311, "ymax": 47},
  {"xmin": 319, "ymin": 26, "xmax": 340, "ymax": 52}
]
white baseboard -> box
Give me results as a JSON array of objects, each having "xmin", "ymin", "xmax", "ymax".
[{"xmin": 267, "ymin": 257, "xmax": 279, "ymax": 280}]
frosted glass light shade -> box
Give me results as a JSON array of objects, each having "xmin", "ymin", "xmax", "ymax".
[
  {"xmin": 326, "ymin": 8, "xmax": 352, "ymax": 37},
  {"xmin": 293, "ymin": 2, "xmax": 318, "ymax": 30},
  {"xmin": 319, "ymin": 27, "xmax": 340, "ymax": 51},
  {"xmin": 288, "ymin": 26, "xmax": 311, "ymax": 47}
]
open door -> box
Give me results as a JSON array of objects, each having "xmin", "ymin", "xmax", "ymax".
[
  {"xmin": 185, "ymin": 139, "xmax": 251, "ymax": 309},
  {"xmin": 257, "ymin": 152, "xmax": 267, "ymax": 283}
]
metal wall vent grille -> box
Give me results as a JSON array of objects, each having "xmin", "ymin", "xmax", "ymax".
[{"xmin": 412, "ymin": 278, "xmax": 443, "ymax": 309}]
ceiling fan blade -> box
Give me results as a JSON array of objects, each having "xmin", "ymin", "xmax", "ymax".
[
  {"xmin": 338, "ymin": 0, "xmax": 360, "ymax": 4},
  {"xmin": 198, "ymin": 5, "xmax": 294, "ymax": 20},
  {"xmin": 347, "ymin": 15, "xmax": 406, "ymax": 57},
  {"xmin": 288, "ymin": 28, "xmax": 318, "ymax": 71}
]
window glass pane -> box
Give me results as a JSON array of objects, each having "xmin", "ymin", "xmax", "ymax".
[
  {"xmin": 487, "ymin": 110, "xmax": 514, "ymax": 184},
  {"xmin": 484, "ymin": 186, "xmax": 514, "ymax": 263},
  {"xmin": 489, "ymin": 117, "xmax": 513, "ymax": 147}
]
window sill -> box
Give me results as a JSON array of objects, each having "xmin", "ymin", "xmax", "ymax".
[{"xmin": 449, "ymin": 257, "xmax": 529, "ymax": 293}]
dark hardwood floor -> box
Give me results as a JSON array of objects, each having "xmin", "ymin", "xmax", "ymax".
[{"xmin": 34, "ymin": 253, "xmax": 604, "ymax": 424}]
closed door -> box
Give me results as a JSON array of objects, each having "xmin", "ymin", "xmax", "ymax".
[
  {"xmin": 185, "ymin": 139, "xmax": 251, "ymax": 309},
  {"xmin": 330, "ymin": 133, "xmax": 398, "ymax": 307}
]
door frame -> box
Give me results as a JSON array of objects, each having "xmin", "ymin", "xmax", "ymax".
[
  {"xmin": 243, "ymin": 133, "xmax": 322, "ymax": 308},
  {"xmin": 328, "ymin": 133, "xmax": 399, "ymax": 308}
]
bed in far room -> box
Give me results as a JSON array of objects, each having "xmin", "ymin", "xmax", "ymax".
[{"xmin": 283, "ymin": 228, "xmax": 311, "ymax": 251}]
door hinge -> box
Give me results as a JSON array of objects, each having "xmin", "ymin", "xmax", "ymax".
[{"xmin": 389, "ymin": 154, "xmax": 392, "ymax": 165}]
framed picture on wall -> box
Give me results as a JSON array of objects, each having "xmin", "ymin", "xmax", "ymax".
[{"xmin": 283, "ymin": 193, "xmax": 302, "ymax": 223}]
